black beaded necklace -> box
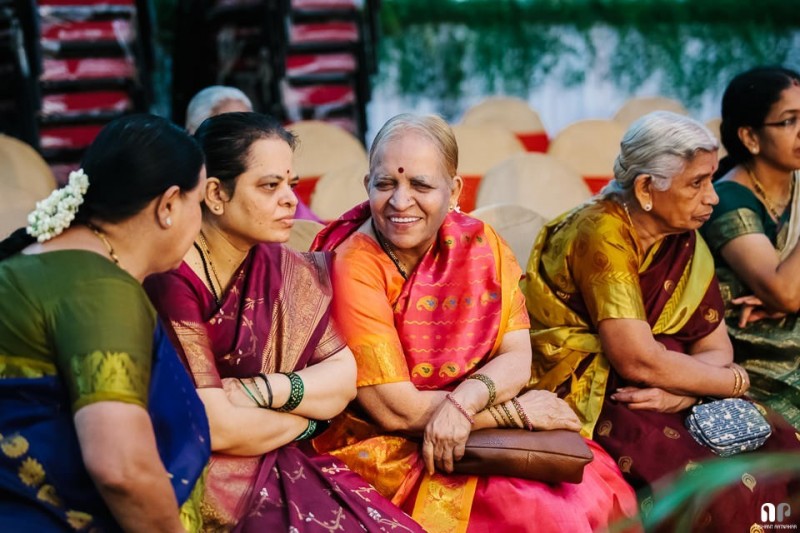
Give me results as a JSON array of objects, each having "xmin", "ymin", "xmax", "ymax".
[
  {"xmin": 371, "ymin": 220, "xmax": 408, "ymax": 280},
  {"xmin": 193, "ymin": 241, "xmax": 221, "ymax": 305}
]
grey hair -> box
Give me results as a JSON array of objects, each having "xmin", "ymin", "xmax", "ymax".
[
  {"xmin": 368, "ymin": 113, "xmax": 458, "ymax": 188},
  {"xmin": 607, "ymin": 111, "xmax": 719, "ymax": 193},
  {"xmin": 185, "ymin": 86, "xmax": 253, "ymax": 134}
]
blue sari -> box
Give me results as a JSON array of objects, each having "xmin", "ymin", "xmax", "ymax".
[{"xmin": 0, "ymin": 322, "xmax": 210, "ymax": 532}]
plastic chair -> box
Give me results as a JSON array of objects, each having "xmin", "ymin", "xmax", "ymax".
[
  {"xmin": 475, "ymin": 153, "xmax": 591, "ymax": 220},
  {"xmin": 310, "ymin": 160, "xmax": 368, "ymax": 221},
  {"xmin": 547, "ymin": 119, "xmax": 626, "ymax": 194},
  {"xmin": 470, "ymin": 204, "xmax": 547, "ymax": 269},
  {"xmin": 613, "ymin": 96, "xmax": 688, "ymax": 128},
  {"xmin": 287, "ymin": 120, "xmax": 367, "ymax": 206},
  {"xmin": 285, "ymin": 219, "xmax": 325, "ymax": 252},
  {"xmin": 460, "ymin": 97, "xmax": 550, "ymax": 152},
  {"xmin": 451, "ymin": 124, "xmax": 525, "ymax": 213},
  {"xmin": 0, "ymin": 134, "xmax": 57, "ymax": 238}
]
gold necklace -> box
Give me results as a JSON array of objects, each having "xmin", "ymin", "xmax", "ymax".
[
  {"xmin": 371, "ymin": 220, "xmax": 408, "ymax": 279},
  {"xmin": 196, "ymin": 231, "xmax": 223, "ymax": 304},
  {"xmin": 86, "ymin": 223, "xmax": 120, "ymax": 265},
  {"xmin": 746, "ymin": 166, "xmax": 791, "ymax": 221}
]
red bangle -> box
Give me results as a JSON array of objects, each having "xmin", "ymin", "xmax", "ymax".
[{"xmin": 446, "ymin": 393, "xmax": 475, "ymax": 424}]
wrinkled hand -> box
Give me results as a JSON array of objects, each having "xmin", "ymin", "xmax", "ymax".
[
  {"xmin": 221, "ymin": 377, "xmax": 257, "ymax": 408},
  {"xmin": 610, "ymin": 386, "xmax": 697, "ymax": 413},
  {"xmin": 422, "ymin": 397, "xmax": 472, "ymax": 475},
  {"xmin": 515, "ymin": 390, "xmax": 582, "ymax": 431},
  {"xmin": 731, "ymin": 295, "xmax": 786, "ymax": 328}
]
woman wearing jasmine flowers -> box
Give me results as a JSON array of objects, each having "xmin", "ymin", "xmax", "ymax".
[{"xmin": 0, "ymin": 115, "xmax": 211, "ymax": 532}]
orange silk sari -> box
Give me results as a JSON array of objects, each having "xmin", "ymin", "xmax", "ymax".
[{"xmin": 312, "ymin": 203, "xmax": 528, "ymax": 532}]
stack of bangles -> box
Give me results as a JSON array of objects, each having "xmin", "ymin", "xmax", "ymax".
[
  {"xmin": 730, "ymin": 365, "xmax": 747, "ymax": 398},
  {"xmin": 486, "ymin": 399, "xmax": 534, "ymax": 431},
  {"xmin": 237, "ymin": 372, "xmax": 321, "ymax": 440}
]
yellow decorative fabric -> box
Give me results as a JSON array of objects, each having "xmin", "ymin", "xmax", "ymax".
[
  {"xmin": 70, "ymin": 351, "xmax": 149, "ymax": 411},
  {"xmin": 412, "ymin": 473, "xmax": 478, "ymax": 533},
  {"xmin": 524, "ymin": 198, "xmax": 715, "ymax": 436},
  {"xmin": 0, "ymin": 355, "xmax": 55, "ymax": 378}
]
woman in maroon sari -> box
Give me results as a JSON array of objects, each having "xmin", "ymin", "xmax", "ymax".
[
  {"xmin": 525, "ymin": 112, "xmax": 800, "ymax": 530},
  {"xmin": 145, "ymin": 112, "xmax": 423, "ymax": 532}
]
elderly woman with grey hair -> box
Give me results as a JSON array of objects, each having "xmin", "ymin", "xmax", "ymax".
[
  {"xmin": 185, "ymin": 85, "xmax": 253, "ymax": 134},
  {"xmin": 524, "ymin": 111, "xmax": 800, "ymax": 530}
]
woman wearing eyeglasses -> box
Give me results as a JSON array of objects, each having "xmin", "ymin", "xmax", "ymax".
[{"xmin": 700, "ymin": 66, "xmax": 800, "ymax": 429}]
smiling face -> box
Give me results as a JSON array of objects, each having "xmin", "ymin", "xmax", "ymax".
[
  {"xmin": 212, "ymin": 137, "xmax": 298, "ymax": 247},
  {"xmin": 367, "ymin": 132, "xmax": 461, "ymax": 264},
  {"xmin": 751, "ymin": 85, "xmax": 800, "ymax": 172},
  {"xmin": 646, "ymin": 150, "xmax": 720, "ymax": 232}
]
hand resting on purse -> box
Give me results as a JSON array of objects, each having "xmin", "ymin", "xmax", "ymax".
[{"xmin": 452, "ymin": 429, "xmax": 594, "ymax": 484}]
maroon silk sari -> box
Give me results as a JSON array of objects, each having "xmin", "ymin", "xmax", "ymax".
[
  {"xmin": 146, "ymin": 243, "xmax": 423, "ymax": 532},
  {"xmin": 590, "ymin": 232, "xmax": 800, "ymax": 531}
]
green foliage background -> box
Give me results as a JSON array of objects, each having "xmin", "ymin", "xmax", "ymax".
[{"xmin": 379, "ymin": 0, "xmax": 800, "ymax": 115}]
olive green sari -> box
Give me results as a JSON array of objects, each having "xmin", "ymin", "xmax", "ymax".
[{"xmin": 701, "ymin": 174, "xmax": 800, "ymax": 429}]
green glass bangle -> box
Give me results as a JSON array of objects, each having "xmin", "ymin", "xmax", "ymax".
[
  {"xmin": 277, "ymin": 372, "xmax": 304, "ymax": 412},
  {"xmin": 237, "ymin": 377, "xmax": 262, "ymax": 407},
  {"xmin": 467, "ymin": 373, "xmax": 497, "ymax": 410},
  {"xmin": 294, "ymin": 419, "xmax": 318, "ymax": 441}
]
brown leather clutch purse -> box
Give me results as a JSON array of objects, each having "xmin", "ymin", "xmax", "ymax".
[{"xmin": 452, "ymin": 428, "xmax": 594, "ymax": 484}]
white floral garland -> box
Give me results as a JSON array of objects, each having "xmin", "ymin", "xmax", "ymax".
[{"xmin": 26, "ymin": 169, "xmax": 90, "ymax": 242}]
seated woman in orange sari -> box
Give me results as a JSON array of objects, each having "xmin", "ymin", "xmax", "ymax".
[
  {"xmin": 524, "ymin": 111, "xmax": 800, "ymax": 530},
  {"xmin": 145, "ymin": 112, "xmax": 424, "ymax": 532},
  {"xmin": 312, "ymin": 114, "xmax": 638, "ymax": 533}
]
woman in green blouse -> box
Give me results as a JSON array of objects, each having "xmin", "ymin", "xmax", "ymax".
[
  {"xmin": 701, "ymin": 66, "xmax": 800, "ymax": 429},
  {"xmin": 0, "ymin": 115, "xmax": 210, "ymax": 532}
]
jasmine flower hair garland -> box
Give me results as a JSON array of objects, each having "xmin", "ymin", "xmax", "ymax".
[{"xmin": 26, "ymin": 169, "xmax": 90, "ymax": 242}]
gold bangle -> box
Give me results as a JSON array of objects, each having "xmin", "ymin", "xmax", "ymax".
[
  {"xmin": 467, "ymin": 373, "xmax": 497, "ymax": 411},
  {"xmin": 500, "ymin": 402, "xmax": 521, "ymax": 428},
  {"xmin": 731, "ymin": 366, "xmax": 742, "ymax": 397},
  {"xmin": 487, "ymin": 405, "xmax": 504, "ymax": 427}
]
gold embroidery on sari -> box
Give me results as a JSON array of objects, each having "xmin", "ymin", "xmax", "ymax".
[
  {"xmin": 69, "ymin": 351, "xmax": 149, "ymax": 410},
  {"xmin": 18, "ymin": 457, "xmax": 45, "ymax": 487},
  {"xmin": 741, "ymin": 473, "xmax": 757, "ymax": 492},
  {"xmin": 0, "ymin": 355, "xmax": 56, "ymax": 379},
  {"xmin": 412, "ymin": 474, "xmax": 478, "ymax": 533},
  {"xmin": 1, "ymin": 434, "xmax": 29, "ymax": 458}
]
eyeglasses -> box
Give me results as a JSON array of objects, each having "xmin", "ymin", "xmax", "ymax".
[{"xmin": 762, "ymin": 116, "xmax": 800, "ymax": 130}]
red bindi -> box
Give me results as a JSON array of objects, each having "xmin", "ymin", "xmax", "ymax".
[{"xmin": 398, "ymin": 167, "xmax": 404, "ymax": 174}]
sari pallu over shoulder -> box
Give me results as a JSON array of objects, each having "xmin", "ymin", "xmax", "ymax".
[
  {"xmin": 0, "ymin": 322, "xmax": 210, "ymax": 532},
  {"xmin": 524, "ymin": 201, "xmax": 719, "ymax": 437}
]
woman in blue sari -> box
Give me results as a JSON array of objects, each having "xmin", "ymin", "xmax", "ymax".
[{"xmin": 0, "ymin": 115, "xmax": 210, "ymax": 532}]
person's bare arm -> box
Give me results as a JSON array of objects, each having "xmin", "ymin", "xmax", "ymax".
[
  {"xmin": 75, "ymin": 402, "xmax": 185, "ymax": 533},
  {"xmin": 205, "ymin": 348, "xmax": 356, "ymax": 455},
  {"xmin": 599, "ymin": 318, "xmax": 745, "ymax": 397},
  {"xmin": 720, "ymin": 232, "xmax": 800, "ymax": 312}
]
